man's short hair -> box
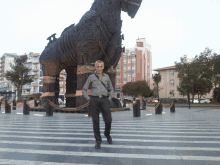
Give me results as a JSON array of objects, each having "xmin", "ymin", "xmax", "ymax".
[{"xmin": 95, "ymin": 60, "xmax": 104, "ymax": 66}]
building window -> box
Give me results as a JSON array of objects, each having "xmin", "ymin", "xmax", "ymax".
[
  {"xmin": 124, "ymin": 78, "xmax": 127, "ymax": 81},
  {"xmin": 132, "ymin": 54, "xmax": 136, "ymax": 58},
  {"xmin": 123, "ymin": 55, "xmax": 126, "ymax": 60},
  {"xmin": 124, "ymin": 63, "xmax": 127, "ymax": 68},
  {"xmin": 132, "ymin": 70, "xmax": 135, "ymax": 74},
  {"xmin": 40, "ymin": 71, "xmax": 43, "ymax": 77},
  {"xmin": 128, "ymin": 70, "xmax": 131, "ymax": 74},
  {"xmin": 170, "ymin": 70, "xmax": 174, "ymax": 76},
  {"xmin": 170, "ymin": 79, "xmax": 174, "ymax": 86},
  {"xmin": 117, "ymin": 78, "xmax": 120, "ymax": 83},
  {"xmin": 132, "ymin": 62, "xmax": 135, "ymax": 67},
  {"xmin": 132, "ymin": 77, "xmax": 136, "ymax": 82},
  {"xmin": 39, "ymin": 86, "xmax": 43, "ymax": 92},
  {"xmin": 39, "ymin": 80, "xmax": 43, "ymax": 85},
  {"xmin": 117, "ymin": 72, "xmax": 120, "ymax": 76},
  {"xmin": 170, "ymin": 90, "xmax": 175, "ymax": 97}
]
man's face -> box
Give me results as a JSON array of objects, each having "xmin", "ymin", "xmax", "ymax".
[{"xmin": 95, "ymin": 62, "xmax": 104, "ymax": 74}]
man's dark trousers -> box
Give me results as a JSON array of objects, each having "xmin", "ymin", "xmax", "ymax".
[{"xmin": 89, "ymin": 96, "xmax": 112, "ymax": 143}]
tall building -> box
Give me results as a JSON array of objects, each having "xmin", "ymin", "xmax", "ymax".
[
  {"xmin": 22, "ymin": 52, "xmax": 42, "ymax": 96},
  {"xmin": 114, "ymin": 38, "xmax": 152, "ymax": 99},
  {"xmin": 0, "ymin": 53, "xmax": 18, "ymax": 92}
]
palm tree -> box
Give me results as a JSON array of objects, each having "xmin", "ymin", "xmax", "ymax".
[{"xmin": 153, "ymin": 73, "xmax": 161, "ymax": 100}]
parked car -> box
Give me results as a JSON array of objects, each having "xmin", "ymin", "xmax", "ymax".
[
  {"xmin": 151, "ymin": 99, "xmax": 158, "ymax": 103},
  {"xmin": 124, "ymin": 98, "xmax": 133, "ymax": 103},
  {"xmin": 190, "ymin": 99, "xmax": 199, "ymax": 103},
  {"xmin": 200, "ymin": 98, "xmax": 210, "ymax": 103}
]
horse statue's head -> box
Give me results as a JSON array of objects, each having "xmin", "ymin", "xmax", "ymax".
[{"xmin": 120, "ymin": 0, "xmax": 142, "ymax": 18}]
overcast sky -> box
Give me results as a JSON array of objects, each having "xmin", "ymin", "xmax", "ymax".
[{"xmin": 0, "ymin": 0, "xmax": 220, "ymax": 72}]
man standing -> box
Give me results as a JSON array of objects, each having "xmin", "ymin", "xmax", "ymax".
[{"xmin": 82, "ymin": 60, "xmax": 114, "ymax": 149}]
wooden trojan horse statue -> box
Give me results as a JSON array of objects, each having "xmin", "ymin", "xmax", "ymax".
[{"xmin": 39, "ymin": 0, "xmax": 142, "ymax": 109}]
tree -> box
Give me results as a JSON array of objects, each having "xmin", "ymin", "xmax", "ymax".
[
  {"xmin": 193, "ymin": 78, "xmax": 212, "ymax": 103},
  {"xmin": 209, "ymin": 52, "xmax": 220, "ymax": 91},
  {"xmin": 175, "ymin": 55, "xmax": 195, "ymax": 108},
  {"xmin": 177, "ymin": 81, "xmax": 187, "ymax": 99},
  {"xmin": 152, "ymin": 73, "xmax": 161, "ymax": 100},
  {"xmin": 121, "ymin": 80, "xmax": 153, "ymax": 104},
  {"xmin": 4, "ymin": 55, "xmax": 36, "ymax": 101}
]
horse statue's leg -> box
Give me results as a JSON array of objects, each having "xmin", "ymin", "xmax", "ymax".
[
  {"xmin": 55, "ymin": 74, "xmax": 60, "ymax": 106},
  {"xmin": 65, "ymin": 66, "xmax": 78, "ymax": 108},
  {"xmin": 41, "ymin": 62, "xmax": 61, "ymax": 107}
]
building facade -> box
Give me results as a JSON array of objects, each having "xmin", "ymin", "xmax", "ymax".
[
  {"xmin": 0, "ymin": 53, "xmax": 18, "ymax": 92},
  {"xmin": 153, "ymin": 65, "xmax": 214, "ymax": 99},
  {"xmin": 114, "ymin": 38, "xmax": 153, "ymax": 99}
]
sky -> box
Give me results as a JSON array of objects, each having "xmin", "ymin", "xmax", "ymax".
[{"xmin": 0, "ymin": 0, "xmax": 220, "ymax": 73}]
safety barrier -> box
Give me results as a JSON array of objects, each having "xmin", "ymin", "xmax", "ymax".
[
  {"xmin": 0, "ymin": 98, "xmax": 143, "ymax": 117},
  {"xmin": 21, "ymin": 99, "xmax": 139, "ymax": 117}
]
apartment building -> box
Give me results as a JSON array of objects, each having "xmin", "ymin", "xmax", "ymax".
[
  {"xmin": 22, "ymin": 52, "xmax": 42, "ymax": 96},
  {"xmin": 0, "ymin": 53, "xmax": 18, "ymax": 92},
  {"xmin": 153, "ymin": 65, "xmax": 214, "ymax": 99},
  {"xmin": 114, "ymin": 38, "xmax": 152, "ymax": 99}
]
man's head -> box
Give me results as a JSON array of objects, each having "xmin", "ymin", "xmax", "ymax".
[{"xmin": 95, "ymin": 60, "xmax": 104, "ymax": 74}]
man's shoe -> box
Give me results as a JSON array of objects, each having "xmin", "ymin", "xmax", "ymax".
[
  {"xmin": 106, "ymin": 136, "xmax": 112, "ymax": 144},
  {"xmin": 95, "ymin": 142, "xmax": 101, "ymax": 149}
]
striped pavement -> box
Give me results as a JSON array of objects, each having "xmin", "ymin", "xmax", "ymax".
[{"xmin": 0, "ymin": 107, "xmax": 219, "ymax": 164}]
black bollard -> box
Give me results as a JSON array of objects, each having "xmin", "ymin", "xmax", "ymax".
[
  {"xmin": 170, "ymin": 102, "xmax": 175, "ymax": 113},
  {"xmin": 136, "ymin": 99, "xmax": 140, "ymax": 117},
  {"xmin": 46, "ymin": 99, "xmax": 53, "ymax": 117},
  {"xmin": 155, "ymin": 102, "xmax": 162, "ymax": 114},
  {"xmin": 133, "ymin": 101, "xmax": 137, "ymax": 117},
  {"xmin": 159, "ymin": 102, "xmax": 163, "ymax": 114},
  {"xmin": 133, "ymin": 100, "xmax": 141, "ymax": 117},
  {"xmin": 143, "ymin": 100, "xmax": 146, "ymax": 110},
  {"xmin": 5, "ymin": 100, "xmax": 7, "ymax": 113},
  {"xmin": 23, "ymin": 100, "xmax": 28, "ymax": 115},
  {"xmin": 8, "ymin": 102, "xmax": 11, "ymax": 113},
  {"xmin": 5, "ymin": 100, "xmax": 11, "ymax": 113},
  {"xmin": 34, "ymin": 99, "xmax": 37, "ymax": 107},
  {"xmin": 13, "ymin": 100, "xmax": 16, "ymax": 110},
  {"xmin": 123, "ymin": 99, "xmax": 126, "ymax": 107}
]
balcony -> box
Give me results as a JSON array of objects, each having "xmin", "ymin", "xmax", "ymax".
[
  {"xmin": 33, "ymin": 68, "xmax": 39, "ymax": 72},
  {"xmin": 33, "ymin": 54, "xmax": 40, "ymax": 57},
  {"xmin": 32, "ymin": 83, "xmax": 39, "ymax": 86},
  {"xmin": 115, "ymin": 87, "xmax": 121, "ymax": 91},
  {"xmin": 32, "ymin": 61, "xmax": 39, "ymax": 64},
  {"xmin": 23, "ymin": 85, "xmax": 32, "ymax": 89},
  {"xmin": 24, "ymin": 60, "xmax": 32, "ymax": 63},
  {"xmin": 34, "ymin": 75, "xmax": 40, "ymax": 79}
]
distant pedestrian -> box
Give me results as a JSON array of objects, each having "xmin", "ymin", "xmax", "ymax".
[{"xmin": 82, "ymin": 60, "xmax": 114, "ymax": 149}]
